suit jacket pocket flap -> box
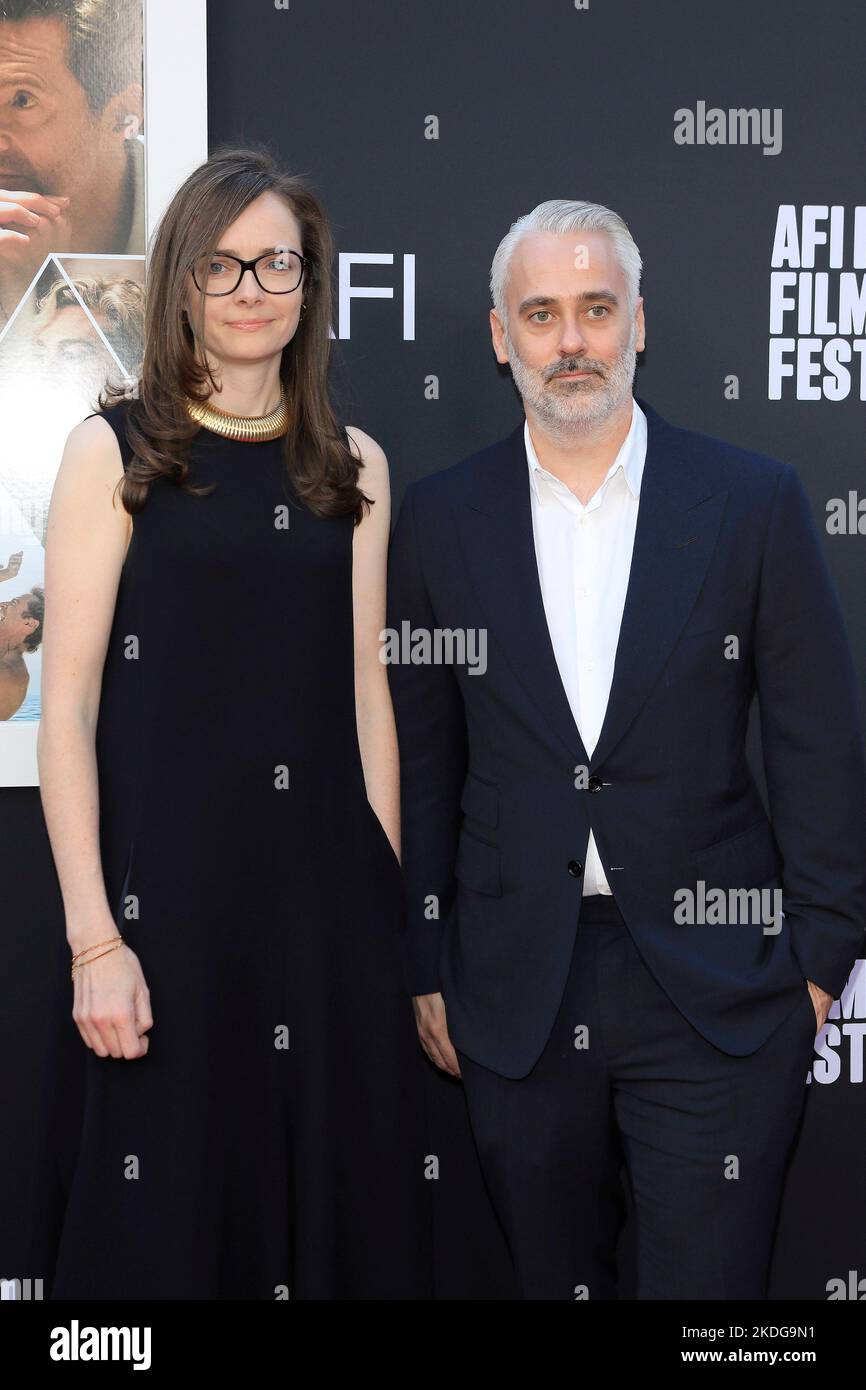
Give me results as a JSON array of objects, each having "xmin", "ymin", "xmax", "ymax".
[
  {"xmin": 459, "ymin": 773, "xmax": 499, "ymax": 828},
  {"xmin": 455, "ymin": 827, "xmax": 502, "ymax": 896},
  {"xmin": 688, "ymin": 819, "xmax": 781, "ymax": 890}
]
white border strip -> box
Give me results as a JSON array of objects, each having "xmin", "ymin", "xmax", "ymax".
[{"xmin": 144, "ymin": 0, "xmax": 209, "ymax": 248}]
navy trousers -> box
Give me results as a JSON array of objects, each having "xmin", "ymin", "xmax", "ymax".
[{"xmin": 455, "ymin": 894, "xmax": 816, "ymax": 1300}]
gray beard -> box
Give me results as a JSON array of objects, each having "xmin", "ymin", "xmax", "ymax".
[{"xmin": 504, "ymin": 325, "xmax": 638, "ymax": 439}]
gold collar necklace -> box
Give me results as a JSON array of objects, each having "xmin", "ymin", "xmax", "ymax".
[{"xmin": 183, "ymin": 391, "xmax": 289, "ymax": 442}]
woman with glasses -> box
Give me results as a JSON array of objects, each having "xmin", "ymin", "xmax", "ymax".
[{"xmin": 28, "ymin": 145, "xmax": 432, "ymax": 1299}]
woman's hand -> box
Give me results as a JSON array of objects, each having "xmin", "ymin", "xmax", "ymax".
[{"xmin": 71, "ymin": 939, "xmax": 153, "ymax": 1059}]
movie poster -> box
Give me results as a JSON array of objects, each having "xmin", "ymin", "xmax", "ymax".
[{"xmin": 0, "ymin": 0, "xmax": 145, "ymax": 778}]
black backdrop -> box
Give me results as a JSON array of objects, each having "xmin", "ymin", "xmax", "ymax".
[{"xmin": 4, "ymin": 0, "xmax": 864, "ymax": 1300}]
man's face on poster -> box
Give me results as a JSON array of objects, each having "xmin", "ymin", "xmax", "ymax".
[
  {"xmin": 0, "ymin": 16, "xmax": 136, "ymax": 206},
  {"xmin": 31, "ymin": 303, "xmax": 109, "ymax": 385},
  {"xmin": 0, "ymin": 593, "xmax": 38, "ymax": 651}
]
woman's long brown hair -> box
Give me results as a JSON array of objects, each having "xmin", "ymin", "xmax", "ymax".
[{"xmin": 98, "ymin": 142, "xmax": 370, "ymax": 523}]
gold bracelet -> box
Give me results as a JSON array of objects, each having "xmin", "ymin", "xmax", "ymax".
[
  {"xmin": 70, "ymin": 939, "xmax": 125, "ymax": 978},
  {"xmin": 70, "ymin": 934, "xmax": 123, "ymax": 964}
]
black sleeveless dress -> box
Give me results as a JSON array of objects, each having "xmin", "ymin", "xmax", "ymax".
[{"xmin": 28, "ymin": 398, "xmax": 433, "ymax": 1299}]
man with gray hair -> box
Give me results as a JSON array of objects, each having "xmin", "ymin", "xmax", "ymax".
[{"xmin": 387, "ymin": 200, "xmax": 866, "ymax": 1298}]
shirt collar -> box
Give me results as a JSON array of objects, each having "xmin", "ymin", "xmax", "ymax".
[{"xmin": 525, "ymin": 395, "xmax": 647, "ymax": 505}]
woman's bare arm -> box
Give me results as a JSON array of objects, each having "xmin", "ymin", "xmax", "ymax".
[
  {"xmin": 39, "ymin": 414, "xmax": 131, "ymax": 948},
  {"xmin": 38, "ymin": 414, "xmax": 150, "ymax": 1059},
  {"xmin": 348, "ymin": 425, "xmax": 401, "ymax": 863}
]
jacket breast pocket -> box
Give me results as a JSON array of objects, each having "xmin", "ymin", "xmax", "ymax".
[
  {"xmin": 677, "ymin": 584, "xmax": 754, "ymax": 644},
  {"xmin": 455, "ymin": 825, "xmax": 502, "ymax": 896},
  {"xmin": 676, "ymin": 617, "xmax": 728, "ymax": 644}
]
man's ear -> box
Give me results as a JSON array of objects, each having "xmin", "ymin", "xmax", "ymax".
[
  {"xmin": 104, "ymin": 83, "xmax": 144, "ymax": 136},
  {"xmin": 490, "ymin": 308, "xmax": 509, "ymax": 365},
  {"xmin": 634, "ymin": 296, "xmax": 646, "ymax": 353}
]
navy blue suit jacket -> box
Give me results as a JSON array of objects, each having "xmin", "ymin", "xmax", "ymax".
[{"xmin": 386, "ymin": 396, "xmax": 866, "ymax": 1078}]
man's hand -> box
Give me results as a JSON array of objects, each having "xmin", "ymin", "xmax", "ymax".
[
  {"xmin": 806, "ymin": 979, "xmax": 833, "ymax": 1032},
  {"xmin": 413, "ymin": 991, "xmax": 462, "ymax": 1077},
  {"xmin": 0, "ymin": 551, "xmax": 23, "ymax": 583},
  {"xmin": 0, "ymin": 189, "xmax": 71, "ymax": 320}
]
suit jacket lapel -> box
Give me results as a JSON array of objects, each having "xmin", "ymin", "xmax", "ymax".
[
  {"xmin": 454, "ymin": 396, "xmax": 728, "ymax": 771},
  {"xmin": 454, "ymin": 421, "xmax": 592, "ymax": 769}
]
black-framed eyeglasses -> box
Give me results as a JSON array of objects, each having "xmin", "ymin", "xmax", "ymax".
[{"xmin": 191, "ymin": 248, "xmax": 309, "ymax": 296}]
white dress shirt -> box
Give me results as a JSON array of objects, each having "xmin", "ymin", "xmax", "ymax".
[{"xmin": 525, "ymin": 397, "xmax": 648, "ymax": 894}]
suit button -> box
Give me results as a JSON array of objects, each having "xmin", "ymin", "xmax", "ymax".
[
  {"xmin": 568, "ymin": 860, "xmax": 584, "ymax": 877},
  {"xmin": 587, "ymin": 776, "xmax": 603, "ymax": 793}
]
